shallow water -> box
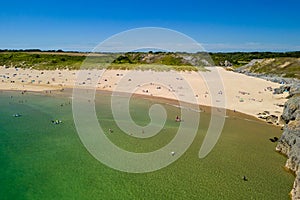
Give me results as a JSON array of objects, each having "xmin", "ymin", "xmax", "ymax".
[{"xmin": 0, "ymin": 90, "xmax": 294, "ymax": 199}]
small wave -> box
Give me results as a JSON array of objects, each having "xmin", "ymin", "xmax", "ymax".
[{"xmin": 164, "ymin": 102, "xmax": 202, "ymax": 113}]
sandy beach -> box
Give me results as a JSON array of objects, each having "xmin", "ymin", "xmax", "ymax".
[{"xmin": 0, "ymin": 66, "xmax": 288, "ymax": 120}]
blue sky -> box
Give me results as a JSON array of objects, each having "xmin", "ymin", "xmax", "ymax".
[{"xmin": 1, "ymin": 0, "xmax": 299, "ymax": 52}]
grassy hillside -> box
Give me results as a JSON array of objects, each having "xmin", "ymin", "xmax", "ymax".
[
  {"xmin": 110, "ymin": 52, "xmax": 211, "ymax": 71},
  {"xmin": 210, "ymin": 51, "xmax": 300, "ymax": 67},
  {"xmin": 0, "ymin": 52, "xmax": 117, "ymax": 70},
  {"xmin": 0, "ymin": 51, "xmax": 203, "ymax": 71},
  {"xmin": 112, "ymin": 52, "xmax": 194, "ymax": 66},
  {"xmin": 0, "ymin": 50, "xmax": 299, "ymax": 75},
  {"xmin": 0, "ymin": 52, "xmax": 85, "ymax": 70},
  {"xmin": 245, "ymin": 57, "xmax": 300, "ymax": 78}
]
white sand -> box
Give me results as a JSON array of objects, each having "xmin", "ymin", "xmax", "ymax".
[{"xmin": 0, "ymin": 66, "xmax": 288, "ymax": 118}]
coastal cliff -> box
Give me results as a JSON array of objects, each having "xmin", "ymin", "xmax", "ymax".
[{"xmin": 276, "ymin": 84, "xmax": 300, "ymax": 200}]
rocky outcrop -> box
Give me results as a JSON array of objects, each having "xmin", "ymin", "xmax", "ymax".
[
  {"xmin": 236, "ymin": 60, "xmax": 300, "ymax": 199},
  {"xmin": 219, "ymin": 60, "xmax": 233, "ymax": 67},
  {"xmin": 291, "ymin": 169, "xmax": 300, "ymax": 199},
  {"xmin": 282, "ymin": 97, "xmax": 300, "ymax": 120},
  {"xmin": 257, "ymin": 111, "xmax": 281, "ymax": 125},
  {"xmin": 273, "ymin": 85, "xmax": 291, "ymax": 95},
  {"xmin": 289, "ymin": 83, "xmax": 300, "ymax": 98},
  {"xmin": 276, "ymin": 88, "xmax": 300, "ymax": 199}
]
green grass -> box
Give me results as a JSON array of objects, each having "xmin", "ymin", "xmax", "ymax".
[
  {"xmin": 0, "ymin": 52, "xmax": 204, "ymax": 71},
  {"xmin": 248, "ymin": 57, "xmax": 300, "ymax": 78},
  {"xmin": 107, "ymin": 63, "xmax": 202, "ymax": 71},
  {"xmin": 0, "ymin": 52, "xmax": 86, "ymax": 70},
  {"xmin": 210, "ymin": 51, "xmax": 300, "ymax": 68},
  {"xmin": 111, "ymin": 52, "xmax": 194, "ymax": 66},
  {"xmin": 0, "ymin": 51, "xmax": 299, "ymax": 75}
]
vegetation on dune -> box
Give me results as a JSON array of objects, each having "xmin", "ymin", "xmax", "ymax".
[
  {"xmin": 0, "ymin": 52, "xmax": 118, "ymax": 70},
  {"xmin": 210, "ymin": 51, "xmax": 300, "ymax": 68},
  {"xmin": 0, "ymin": 50, "xmax": 299, "ymax": 75},
  {"xmin": 112, "ymin": 52, "xmax": 194, "ymax": 66},
  {"xmin": 248, "ymin": 57, "xmax": 300, "ymax": 78},
  {"xmin": 0, "ymin": 52, "xmax": 86, "ymax": 70},
  {"xmin": 110, "ymin": 52, "xmax": 212, "ymax": 71},
  {"xmin": 0, "ymin": 51, "xmax": 204, "ymax": 71},
  {"xmin": 107, "ymin": 63, "xmax": 200, "ymax": 71}
]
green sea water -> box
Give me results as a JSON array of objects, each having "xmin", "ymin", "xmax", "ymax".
[{"xmin": 0, "ymin": 90, "xmax": 294, "ymax": 200}]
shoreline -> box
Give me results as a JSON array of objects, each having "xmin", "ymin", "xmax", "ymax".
[
  {"xmin": 0, "ymin": 66, "xmax": 289, "ymax": 125},
  {"xmin": 0, "ymin": 84, "xmax": 281, "ymax": 128},
  {"xmin": 1, "ymin": 87, "xmax": 273, "ymax": 129}
]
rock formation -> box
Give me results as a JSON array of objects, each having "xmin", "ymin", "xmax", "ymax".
[{"xmin": 276, "ymin": 84, "xmax": 300, "ymax": 200}]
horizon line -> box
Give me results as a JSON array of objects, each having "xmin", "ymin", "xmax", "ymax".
[{"xmin": 1, "ymin": 49, "xmax": 300, "ymax": 54}]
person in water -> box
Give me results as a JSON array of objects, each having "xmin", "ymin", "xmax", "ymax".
[{"xmin": 51, "ymin": 119, "xmax": 62, "ymax": 124}]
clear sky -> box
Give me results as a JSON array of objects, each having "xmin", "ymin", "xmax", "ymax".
[{"xmin": 1, "ymin": 0, "xmax": 299, "ymax": 52}]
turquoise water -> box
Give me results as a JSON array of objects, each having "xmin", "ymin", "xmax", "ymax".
[{"xmin": 0, "ymin": 90, "xmax": 294, "ymax": 199}]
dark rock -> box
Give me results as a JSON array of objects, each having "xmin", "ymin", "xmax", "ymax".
[
  {"xmin": 273, "ymin": 85, "xmax": 291, "ymax": 94},
  {"xmin": 266, "ymin": 115, "xmax": 278, "ymax": 124},
  {"xmin": 291, "ymin": 169, "xmax": 300, "ymax": 199},
  {"xmin": 281, "ymin": 96, "xmax": 300, "ymax": 124},
  {"xmin": 289, "ymin": 83, "xmax": 300, "ymax": 98},
  {"xmin": 276, "ymin": 93, "xmax": 300, "ymax": 200},
  {"xmin": 269, "ymin": 137, "xmax": 279, "ymax": 143}
]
